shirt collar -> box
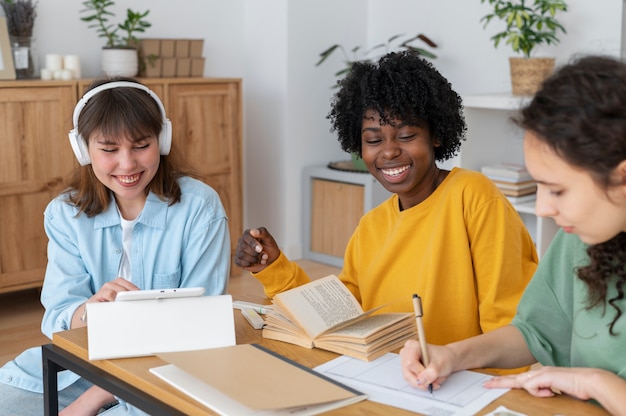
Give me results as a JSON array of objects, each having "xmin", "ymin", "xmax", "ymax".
[{"xmin": 94, "ymin": 192, "xmax": 167, "ymax": 230}]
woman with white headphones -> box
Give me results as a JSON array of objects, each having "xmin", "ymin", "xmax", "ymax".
[{"xmin": 0, "ymin": 78, "xmax": 231, "ymax": 415}]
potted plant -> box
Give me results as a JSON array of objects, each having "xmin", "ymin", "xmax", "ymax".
[
  {"xmin": 316, "ymin": 33, "xmax": 437, "ymax": 89},
  {"xmin": 1, "ymin": 0, "xmax": 37, "ymax": 79},
  {"xmin": 480, "ymin": 0, "xmax": 568, "ymax": 95},
  {"xmin": 80, "ymin": 0, "xmax": 151, "ymax": 77},
  {"xmin": 316, "ymin": 33, "xmax": 437, "ymax": 171}
]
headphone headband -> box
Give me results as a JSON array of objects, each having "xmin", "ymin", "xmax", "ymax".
[{"xmin": 68, "ymin": 81, "xmax": 172, "ymax": 166}]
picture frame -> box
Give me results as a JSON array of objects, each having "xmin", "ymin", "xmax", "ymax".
[{"xmin": 0, "ymin": 17, "xmax": 16, "ymax": 80}]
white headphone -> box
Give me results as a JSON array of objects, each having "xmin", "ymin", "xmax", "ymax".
[{"xmin": 68, "ymin": 81, "xmax": 172, "ymax": 166}]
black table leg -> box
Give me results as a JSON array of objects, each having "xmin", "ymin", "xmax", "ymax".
[
  {"xmin": 41, "ymin": 344, "xmax": 185, "ymax": 415},
  {"xmin": 42, "ymin": 344, "xmax": 63, "ymax": 416}
]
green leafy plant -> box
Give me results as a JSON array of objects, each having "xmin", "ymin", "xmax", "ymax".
[
  {"xmin": 480, "ymin": 0, "xmax": 567, "ymax": 58},
  {"xmin": 1, "ymin": 0, "xmax": 37, "ymax": 37},
  {"xmin": 316, "ymin": 33, "xmax": 437, "ymax": 87},
  {"xmin": 80, "ymin": 0, "xmax": 151, "ymax": 48}
]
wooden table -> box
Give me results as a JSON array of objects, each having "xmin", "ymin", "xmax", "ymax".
[{"xmin": 43, "ymin": 273, "xmax": 610, "ymax": 415}]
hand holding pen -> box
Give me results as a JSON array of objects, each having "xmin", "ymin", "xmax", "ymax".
[{"xmin": 412, "ymin": 293, "xmax": 433, "ymax": 396}]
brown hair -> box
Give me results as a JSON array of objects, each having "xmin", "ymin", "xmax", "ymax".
[
  {"xmin": 64, "ymin": 77, "xmax": 194, "ymax": 217},
  {"xmin": 514, "ymin": 55, "xmax": 626, "ymax": 334}
]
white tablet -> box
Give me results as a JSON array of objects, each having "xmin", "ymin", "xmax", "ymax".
[{"xmin": 115, "ymin": 287, "xmax": 205, "ymax": 302}]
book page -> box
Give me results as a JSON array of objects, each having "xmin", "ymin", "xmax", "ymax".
[
  {"xmin": 273, "ymin": 275, "xmax": 364, "ymax": 339},
  {"xmin": 317, "ymin": 313, "xmax": 414, "ymax": 343}
]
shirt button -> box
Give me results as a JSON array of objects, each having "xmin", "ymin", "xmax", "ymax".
[{"xmin": 115, "ymin": 249, "xmax": 121, "ymax": 254}]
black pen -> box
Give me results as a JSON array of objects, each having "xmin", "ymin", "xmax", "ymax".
[{"xmin": 412, "ymin": 293, "xmax": 433, "ymax": 396}]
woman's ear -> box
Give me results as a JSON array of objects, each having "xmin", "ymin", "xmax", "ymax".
[{"xmin": 617, "ymin": 159, "xmax": 626, "ymax": 185}]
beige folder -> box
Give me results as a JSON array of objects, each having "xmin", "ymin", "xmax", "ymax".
[{"xmin": 151, "ymin": 344, "xmax": 367, "ymax": 415}]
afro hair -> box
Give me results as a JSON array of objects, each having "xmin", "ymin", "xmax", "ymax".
[{"xmin": 327, "ymin": 50, "xmax": 466, "ymax": 162}]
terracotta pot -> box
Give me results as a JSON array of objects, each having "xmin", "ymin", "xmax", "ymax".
[
  {"xmin": 101, "ymin": 48, "xmax": 138, "ymax": 77},
  {"xmin": 509, "ymin": 57, "xmax": 555, "ymax": 96}
]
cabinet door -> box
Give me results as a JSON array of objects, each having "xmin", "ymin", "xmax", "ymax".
[
  {"xmin": 166, "ymin": 82, "xmax": 242, "ymax": 275},
  {"xmin": 0, "ymin": 85, "xmax": 77, "ymax": 292},
  {"xmin": 310, "ymin": 179, "xmax": 363, "ymax": 258}
]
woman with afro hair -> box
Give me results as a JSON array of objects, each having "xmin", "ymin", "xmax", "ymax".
[{"xmin": 235, "ymin": 51, "xmax": 537, "ymax": 352}]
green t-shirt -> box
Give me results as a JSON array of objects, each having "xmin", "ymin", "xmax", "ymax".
[{"xmin": 512, "ymin": 229, "xmax": 626, "ymax": 379}]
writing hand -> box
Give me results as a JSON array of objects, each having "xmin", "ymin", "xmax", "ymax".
[
  {"xmin": 234, "ymin": 227, "xmax": 281, "ymax": 273},
  {"xmin": 400, "ymin": 339, "xmax": 449, "ymax": 391}
]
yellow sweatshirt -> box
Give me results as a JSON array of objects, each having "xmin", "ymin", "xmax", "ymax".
[{"xmin": 254, "ymin": 168, "xmax": 537, "ymax": 346}]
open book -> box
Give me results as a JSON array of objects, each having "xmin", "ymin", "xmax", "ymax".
[{"xmin": 262, "ymin": 275, "xmax": 416, "ymax": 361}]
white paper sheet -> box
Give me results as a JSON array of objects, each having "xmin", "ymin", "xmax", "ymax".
[{"xmin": 315, "ymin": 353, "xmax": 509, "ymax": 416}]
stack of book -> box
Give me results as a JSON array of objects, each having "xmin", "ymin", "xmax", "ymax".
[{"xmin": 480, "ymin": 162, "xmax": 537, "ymax": 204}]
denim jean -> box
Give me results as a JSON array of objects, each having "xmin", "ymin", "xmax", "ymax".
[{"xmin": 0, "ymin": 378, "xmax": 149, "ymax": 416}]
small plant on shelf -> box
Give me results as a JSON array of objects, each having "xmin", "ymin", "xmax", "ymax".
[
  {"xmin": 80, "ymin": 0, "xmax": 151, "ymax": 48},
  {"xmin": 479, "ymin": 0, "xmax": 567, "ymax": 58},
  {"xmin": 315, "ymin": 33, "xmax": 437, "ymax": 88},
  {"xmin": 1, "ymin": 0, "xmax": 37, "ymax": 37}
]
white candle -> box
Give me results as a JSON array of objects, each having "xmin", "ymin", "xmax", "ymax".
[
  {"xmin": 45, "ymin": 54, "xmax": 63, "ymax": 71},
  {"xmin": 52, "ymin": 69, "xmax": 64, "ymax": 80},
  {"xmin": 63, "ymin": 55, "xmax": 81, "ymax": 79},
  {"xmin": 40, "ymin": 68, "xmax": 53, "ymax": 80},
  {"xmin": 59, "ymin": 69, "xmax": 73, "ymax": 80}
]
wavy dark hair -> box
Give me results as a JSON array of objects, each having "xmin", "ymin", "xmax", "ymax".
[
  {"xmin": 327, "ymin": 50, "xmax": 466, "ymax": 161},
  {"xmin": 514, "ymin": 55, "xmax": 626, "ymax": 334},
  {"xmin": 65, "ymin": 77, "xmax": 194, "ymax": 217}
]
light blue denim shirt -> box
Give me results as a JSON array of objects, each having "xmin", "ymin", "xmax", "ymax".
[{"xmin": 0, "ymin": 176, "xmax": 230, "ymax": 393}]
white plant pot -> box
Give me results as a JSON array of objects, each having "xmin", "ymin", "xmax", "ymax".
[{"xmin": 101, "ymin": 48, "xmax": 138, "ymax": 77}]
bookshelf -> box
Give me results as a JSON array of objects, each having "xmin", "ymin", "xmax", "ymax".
[{"xmin": 453, "ymin": 93, "xmax": 559, "ymax": 258}]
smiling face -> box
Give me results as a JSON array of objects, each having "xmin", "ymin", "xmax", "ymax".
[
  {"xmin": 524, "ymin": 130, "xmax": 626, "ymax": 245},
  {"xmin": 361, "ymin": 110, "xmax": 440, "ymax": 210},
  {"xmin": 88, "ymin": 132, "xmax": 161, "ymax": 219}
]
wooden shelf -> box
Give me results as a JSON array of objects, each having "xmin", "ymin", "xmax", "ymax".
[{"xmin": 460, "ymin": 93, "xmax": 558, "ymax": 259}]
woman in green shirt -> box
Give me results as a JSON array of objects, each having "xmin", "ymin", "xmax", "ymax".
[{"xmin": 400, "ymin": 55, "xmax": 626, "ymax": 415}]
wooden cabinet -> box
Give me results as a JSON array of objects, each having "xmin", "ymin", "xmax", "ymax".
[
  {"xmin": 0, "ymin": 81, "xmax": 78, "ymax": 293},
  {"xmin": 0, "ymin": 78, "xmax": 242, "ymax": 294},
  {"xmin": 140, "ymin": 79, "xmax": 243, "ymax": 276},
  {"xmin": 303, "ymin": 166, "xmax": 391, "ymax": 267}
]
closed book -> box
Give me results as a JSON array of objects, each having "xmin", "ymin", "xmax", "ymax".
[
  {"xmin": 506, "ymin": 194, "xmax": 537, "ymax": 204},
  {"xmin": 490, "ymin": 179, "xmax": 537, "ymax": 190},
  {"xmin": 499, "ymin": 187, "xmax": 537, "ymax": 197},
  {"xmin": 481, "ymin": 162, "xmax": 532, "ymax": 181}
]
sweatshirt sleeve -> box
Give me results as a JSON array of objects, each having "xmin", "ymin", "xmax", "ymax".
[{"xmin": 251, "ymin": 252, "xmax": 312, "ymax": 298}]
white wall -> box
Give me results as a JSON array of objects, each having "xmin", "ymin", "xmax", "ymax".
[
  {"xmin": 368, "ymin": 0, "xmax": 622, "ymax": 95},
  {"xmin": 33, "ymin": 0, "xmax": 244, "ymax": 78},
  {"xmin": 24, "ymin": 0, "xmax": 624, "ymax": 261}
]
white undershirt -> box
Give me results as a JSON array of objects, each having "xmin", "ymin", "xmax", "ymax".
[{"xmin": 118, "ymin": 216, "xmax": 137, "ymax": 281}]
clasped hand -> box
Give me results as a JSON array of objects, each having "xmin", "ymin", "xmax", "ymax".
[{"xmin": 234, "ymin": 227, "xmax": 280, "ymax": 273}]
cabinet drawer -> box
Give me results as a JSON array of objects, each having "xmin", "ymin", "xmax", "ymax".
[{"xmin": 310, "ymin": 179, "xmax": 364, "ymax": 258}]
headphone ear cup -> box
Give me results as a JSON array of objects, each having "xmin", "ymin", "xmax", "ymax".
[
  {"xmin": 68, "ymin": 129, "xmax": 91, "ymax": 166},
  {"xmin": 159, "ymin": 119, "xmax": 172, "ymax": 155}
]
